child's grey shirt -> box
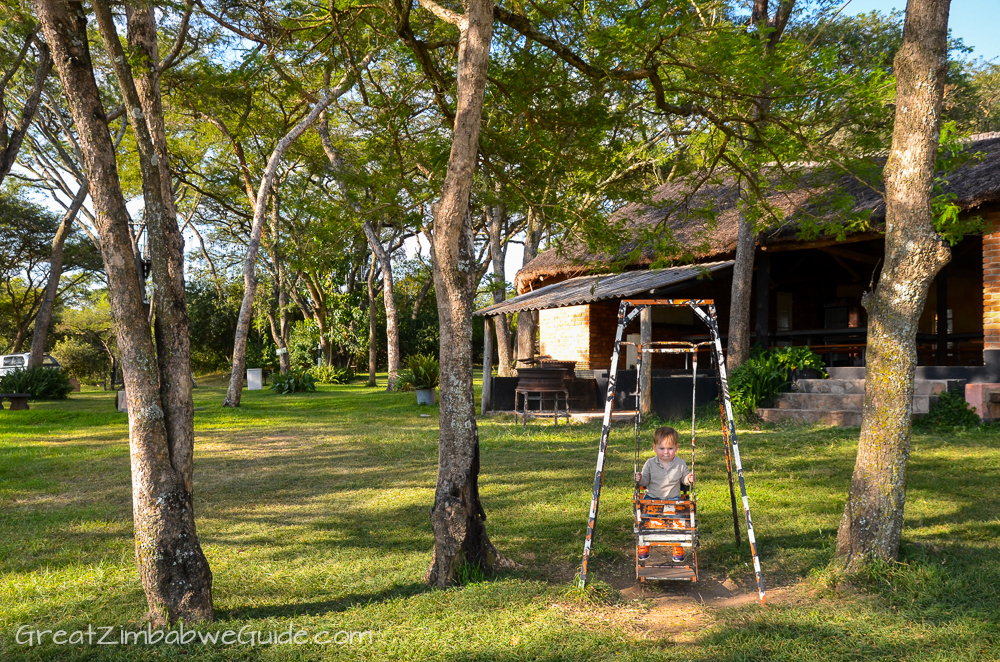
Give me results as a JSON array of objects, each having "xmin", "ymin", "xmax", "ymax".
[{"xmin": 639, "ymin": 456, "xmax": 689, "ymax": 499}]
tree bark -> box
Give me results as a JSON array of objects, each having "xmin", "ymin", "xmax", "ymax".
[
  {"xmin": 725, "ymin": 0, "xmax": 794, "ymax": 372},
  {"xmin": 362, "ymin": 221, "xmax": 402, "ymax": 390},
  {"xmin": 423, "ymin": 0, "xmax": 512, "ymax": 586},
  {"xmin": 411, "ymin": 276, "xmax": 433, "ymax": 319},
  {"xmin": 0, "ymin": 36, "xmax": 52, "ymax": 186},
  {"xmin": 515, "ymin": 208, "xmax": 543, "ymax": 365},
  {"xmin": 727, "ymin": 204, "xmax": 756, "ymax": 372},
  {"xmin": 28, "ymin": 181, "xmax": 88, "ymax": 368},
  {"xmin": 487, "ymin": 204, "xmax": 514, "ymax": 376},
  {"xmin": 223, "ymin": 55, "xmax": 372, "ymax": 406},
  {"xmin": 34, "ymin": 0, "xmax": 213, "ymax": 624},
  {"xmin": 266, "ymin": 202, "xmax": 291, "ymax": 373},
  {"xmin": 367, "ymin": 254, "xmax": 379, "ymax": 386},
  {"xmin": 835, "ymin": 0, "xmax": 952, "ymax": 570}
]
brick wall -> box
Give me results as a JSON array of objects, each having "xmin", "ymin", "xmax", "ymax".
[
  {"xmin": 985, "ymin": 210, "xmax": 1000, "ymax": 351},
  {"xmin": 539, "ymin": 306, "xmax": 592, "ymax": 369}
]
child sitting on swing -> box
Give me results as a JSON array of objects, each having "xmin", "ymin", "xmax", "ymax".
[{"xmin": 634, "ymin": 426, "xmax": 695, "ymax": 563}]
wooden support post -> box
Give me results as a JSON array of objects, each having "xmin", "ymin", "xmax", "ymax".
[
  {"xmin": 639, "ymin": 306, "xmax": 652, "ymax": 416},
  {"xmin": 754, "ymin": 252, "xmax": 770, "ymax": 350},
  {"xmin": 936, "ymin": 266, "xmax": 948, "ymax": 366},
  {"xmin": 482, "ymin": 316, "xmax": 494, "ymax": 415}
]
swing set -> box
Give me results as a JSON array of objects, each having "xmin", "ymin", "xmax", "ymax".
[{"xmin": 576, "ymin": 299, "xmax": 766, "ymax": 605}]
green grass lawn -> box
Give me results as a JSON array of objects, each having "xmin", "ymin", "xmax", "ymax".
[{"xmin": 1, "ymin": 376, "xmax": 999, "ymax": 660}]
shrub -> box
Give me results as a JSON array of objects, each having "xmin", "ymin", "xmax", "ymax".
[
  {"xmin": 397, "ymin": 353, "xmax": 439, "ymax": 390},
  {"xmin": 729, "ymin": 359, "xmax": 786, "ymax": 423},
  {"xmin": 310, "ymin": 365, "xmax": 354, "ymax": 384},
  {"xmin": 0, "ymin": 366, "xmax": 73, "ymax": 400},
  {"xmin": 289, "ymin": 320, "xmax": 322, "ymax": 369},
  {"xmin": 915, "ymin": 388, "xmax": 980, "ymax": 431},
  {"xmin": 270, "ymin": 369, "xmax": 316, "ymax": 394},
  {"xmin": 729, "ymin": 345, "xmax": 827, "ymax": 423},
  {"xmin": 52, "ymin": 337, "xmax": 109, "ymax": 385}
]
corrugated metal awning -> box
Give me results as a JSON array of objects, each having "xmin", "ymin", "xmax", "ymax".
[{"xmin": 474, "ymin": 261, "xmax": 733, "ymax": 316}]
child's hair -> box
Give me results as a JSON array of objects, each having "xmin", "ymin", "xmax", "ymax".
[{"xmin": 652, "ymin": 426, "xmax": 679, "ymax": 447}]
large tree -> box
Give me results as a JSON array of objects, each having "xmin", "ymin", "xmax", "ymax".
[
  {"xmin": 400, "ymin": 0, "xmax": 513, "ymax": 584},
  {"xmin": 33, "ymin": 0, "xmax": 214, "ymax": 624},
  {"xmin": 835, "ymin": 0, "xmax": 953, "ymax": 570}
]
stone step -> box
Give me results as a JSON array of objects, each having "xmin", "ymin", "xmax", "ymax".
[
  {"xmin": 793, "ymin": 378, "xmax": 951, "ymax": 396},
  {"xmin": 775, "ymin": 392, "xmax": 865, "ymax": 411},
  {"xmin": 793, "ymin": 379, "xmax": 865, "ymax": 394},
  {"xmin": 758, "ymin": 408, "xmax": 863, "ymax": 427},
  {"xmin": 773, "ymin": 392, "xmax": 934, "ymax": 413}
]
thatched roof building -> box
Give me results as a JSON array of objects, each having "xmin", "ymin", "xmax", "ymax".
[{"xmin": 516, "ymin": 133, "xmax": 1000, "ymax": 293}]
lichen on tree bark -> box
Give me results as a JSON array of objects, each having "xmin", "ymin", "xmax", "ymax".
[{"xmin": 835, "ymin": 0, "xmax": 952, "ymax": 571}]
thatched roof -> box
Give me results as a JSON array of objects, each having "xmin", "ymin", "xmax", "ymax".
[{"xmin": 516, "ymin": 133, "xmax": 1000, "ymax": 293}]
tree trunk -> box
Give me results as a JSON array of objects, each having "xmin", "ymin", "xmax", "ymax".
[
  {"xmin": 0, "ymin": 37, "xmax": 52, "ymax": 187},
  {"xmin": 29, "ymin": 182, "xmax": 88, "ymax": 368},
  {"xmin": 487, "ymin": 204, "xmax": 514, "ymax": 376},
  {"xmin": 725, "ymin": 0, "xmax": 794, "ymax": 372},
  {"xmin": 424, "ymin": 0, "xmax": 511, "ymax": 586},
  {"xmin": 412, "ymin": 276, "xmax": 433, "ymax": 319},
  {"xmin": 362, "ymin": 221, "xmax": 401, "ymax": 390},
  {"xmin": 727, "ymin": 205, "xmax": 755, "ymax": 372},
  {"xmin": 367, "ymin": 255, "xmax": 378, "ymax": 386},
  {"xmin": 10, "ymin": 325, "xmax": 29, "ymax": 354},
  {"xmin": 515, "ymin": 208, "xmax": 543, "ymax": 366},
  {"xmin": 223, "ymin": 56, "xmax": 372, "ymax": 406},
  {"xmin": 35, "ymin": 0, "xmax": 213, "ymax": 624},
  {"xmin": 835, "ymin": 0, "xmax": 952, "ymax": 570}
]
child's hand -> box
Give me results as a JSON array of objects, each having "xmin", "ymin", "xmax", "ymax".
[
  {"xmin": 687, "ymin": 472, "xmax": 696, "ymax": 484},
  {"xmin": 634, "ymin": 472, "xmax": 642, "ymax": 483}
]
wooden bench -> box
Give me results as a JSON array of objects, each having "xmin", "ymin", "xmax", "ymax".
[{"xmin": 0, "ymin": 393, "xmax": 30, "ymax": 411}]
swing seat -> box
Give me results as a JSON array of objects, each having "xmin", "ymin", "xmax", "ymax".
[{"xmin": 634, "ymin": 490, "xmax": 699, "ymax": 582}]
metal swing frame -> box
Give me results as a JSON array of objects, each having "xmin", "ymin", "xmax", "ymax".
[{"xmin": 576, "ymin": 299, "xmax": 766, "ymax": 605}]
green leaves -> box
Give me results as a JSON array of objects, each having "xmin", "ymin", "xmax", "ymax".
[
  {"xmin": 932, "ymin": 121, "xmax": 985, "ymax": 246},
  {"xmin": 729, "ymin": 345, "xmax": 827, "ymax": 422},
  {"xmin": 270, "ymin": 369, "xmax": 317, "ymax": 394},
  {"xmin": 0, "ymin": 367, "xmax": 74, "ymax": 400}
]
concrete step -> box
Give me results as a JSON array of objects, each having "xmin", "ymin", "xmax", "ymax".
[
  {"xmin": 758, "ymin": 408, "xmax": 863, "ymax": 427},
  {"xmin": 793, "ymin": 379, "xmax": 865, "ymax": 394},
  {"xmin": 773, "ymin": 392, "xmax": 934, "ymax": 413},
  {"xmin": 793, "ymin": 378, "xmax": 951, "ymax": 396},
  {"xmin": 775, "ymin": 392, "xmax": 864, "ymax": 410}
]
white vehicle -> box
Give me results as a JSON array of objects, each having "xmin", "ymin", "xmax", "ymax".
[{"xmin": 0, "ymin": 353, "xmax": 61, "ymax": 377}]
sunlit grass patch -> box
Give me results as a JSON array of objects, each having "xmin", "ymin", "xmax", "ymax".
[{"xmin": 1, "ymin": 380, "xmax": 999, "ymax": 660}]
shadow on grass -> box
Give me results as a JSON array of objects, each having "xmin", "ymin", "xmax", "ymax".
[{"xmin": 227, "ymin": 580, "xmax": 433, "ymax": 620}]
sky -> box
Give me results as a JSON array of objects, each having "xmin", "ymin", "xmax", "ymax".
[
  {"xmin": 845, "ymin": 0, "xmax": 999, "ymax": 62},
  {"xmin": 483, "ymin": 0, "xmax": 1000, "ymax": 282}
]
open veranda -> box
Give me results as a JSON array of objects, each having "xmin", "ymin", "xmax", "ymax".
[{"xmin": 2, "ymin": 375, "xmax": 998, "ymax": 661}]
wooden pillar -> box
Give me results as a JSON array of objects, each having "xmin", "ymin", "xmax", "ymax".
[
  {"xmin": 754, "ymin": 251, "xmax": 770, "ymax": 350},
  {"xmin": 639, "ymin": 306, "xmax": 652, "ymax": 416},
  {"xmin": 481, "ymin": 316, "xmax": 494, "ymax": 415},
  {"xmin": 984, "ymin": 213, "xmax": 1000, "ymax": 379},
  {"xmin": 936, "ymin": 266, "xmax": 948, "ymax": 365}
]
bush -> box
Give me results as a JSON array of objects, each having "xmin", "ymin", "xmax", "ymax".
[
  {"xmin": 270, "ymin": 369, "xmax": 316, "ymax": 394},
  {"xmin": 397, "ymin": 353, "xmax": 439, "ymax": 391},
  {"xmin": 729, "ymin": 345, "xmax": 827, "ymax": 423},
  {"xmin": 289, "ymin": 320, "xmax": 322, "ymax": 370},
  {"xmin": 52, "ymin": 337, "xmax": 109, "ymax": 385},
  {"xmin": 729, "ymin": 359, "xmax": 786, "ymax": 422},
  {"xmin": 0, "ymin": 366, "xmax": 73, "ymax": 400},
  {"xmin": 915, "ymin": 388, "xmax": 980, "ymax": 431},
  {"xmin": 310, "ymin": 365, "xmax": 354, "ymax": 384}
]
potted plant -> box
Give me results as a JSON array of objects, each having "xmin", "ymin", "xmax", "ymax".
[{"xmin": 399, "ymin": 353, "xmax": 439, "ymax": 405}]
